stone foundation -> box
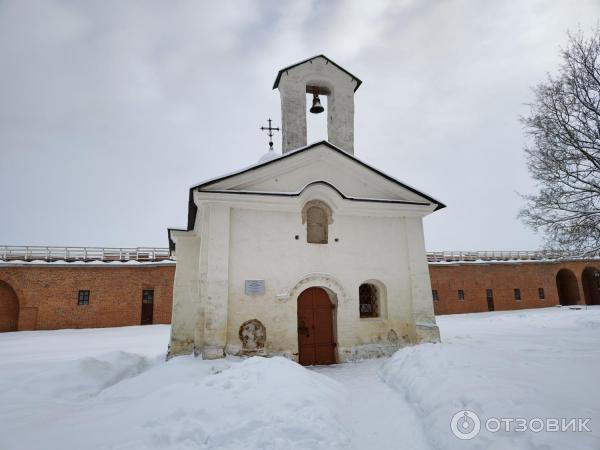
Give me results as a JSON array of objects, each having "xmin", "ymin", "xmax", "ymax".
[{"xmin": 415, "ymin": 322, "xmax": 441, "ymax": 344}]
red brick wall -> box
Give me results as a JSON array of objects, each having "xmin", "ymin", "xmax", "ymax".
[
  {"xmin": 429, "ymin": 260, "xmax": 600, "ymax": 315},
  {"xmin": 0, "ymin": 264, "xmax": 175, "ymax": 331},
  {"xmin": 2, "ymin": 259, "xmax": 599, "ymax": 331}
]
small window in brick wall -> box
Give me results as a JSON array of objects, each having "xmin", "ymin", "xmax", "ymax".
[
  {"xmin": 457, "ymin": 289, "xmax": 465, "ymax": 301},
  {"xmin": 538, "ymin": 288, "xmax": 545, "ymax": 300},
  {"xmin": 78, "ymin": 290, "xmax": 90, "ymax": 305},
  {"xmin": 432, "ymin": 289, "xmax": 439, "ymax": 302},
  {"xmin": 514, "ymin": 288, "xmax": 521, "ymax": 301},
  {"xmin": 485, "ymin": 288, "xmax": 495, "ymax": 311},
  {"xmin": 142, "ymin": 290, "xmax": 154, "ymax": 304}
]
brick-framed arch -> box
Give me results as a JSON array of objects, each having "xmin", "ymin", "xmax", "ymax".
[
  {"xmin": 0, "ymin": 278, "xmax": 20, "ymax": 332},
  {"xmin": 555, "ymin": 268, "xmax": 581, "ymax": 306},
  {"xmin": 0, "ymin": 273, "xmax": 35, "ymax": 331},
  {"xmin": 581, "ymin": 266, "xmax": 600, "ymax": 305}
]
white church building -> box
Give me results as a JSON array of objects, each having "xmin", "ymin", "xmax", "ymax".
[{"xmin": 168, "ymin": 55, "xmax": 445, "ymax": 365}]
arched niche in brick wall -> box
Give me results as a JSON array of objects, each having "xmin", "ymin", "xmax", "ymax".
[
  {"xmin": 556, "ymin": 268, "xmax": 580, "ymax": 306},
  {"xmin": 581, "ymin": 266, "xmax": 600, "ymax": 305},
  {"xmin": 0, "ymin": 280, "xmax": 19, "ymax": 332}
]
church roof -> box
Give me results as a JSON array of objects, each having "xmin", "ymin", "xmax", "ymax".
[
  {"xmin": 182, "ymin": 140, "xmax": 445, "ymax": 232},
  {"xmin": 272, "ymin": 55, "xmax": 363, "ymax": 92}
]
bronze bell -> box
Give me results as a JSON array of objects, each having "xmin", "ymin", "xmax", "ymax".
[{"xmin": 310, "ymin": 93, "xmax": 325, "ymax": 114}]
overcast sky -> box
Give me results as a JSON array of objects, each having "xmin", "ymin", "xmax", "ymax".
[{"xmin": 1, "ymin": 0, "xmax": 599, "ymax": 251}]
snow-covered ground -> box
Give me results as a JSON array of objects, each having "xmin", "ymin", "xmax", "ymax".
[{"xmin": 1, "ymin": 307, "xmax": 599, "ymax": 449}]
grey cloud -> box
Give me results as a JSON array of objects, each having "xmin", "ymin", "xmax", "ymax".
[{"xmin": 1, "ymin": 0, "xmax": 599, "ymax": 250}]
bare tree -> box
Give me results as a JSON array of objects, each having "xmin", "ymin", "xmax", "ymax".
[{"xmin": 520, "ymin": 29, "xmax": 600, "ymax": 253}]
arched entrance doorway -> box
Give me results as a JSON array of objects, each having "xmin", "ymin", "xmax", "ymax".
[
  {"xmin": 0, "ymin": 280, "xmax": 19, "ymax": 332},
  {"xmin": 297, "ymin": 287, "xmax": 335, "ymax": 366},
  {"xmin": 556, "ymin": 269, "xmax": 580, "ymax": 306},
  {"xmin": 582, "ymin": 267, "xmax": 600, "ymax": 305}
]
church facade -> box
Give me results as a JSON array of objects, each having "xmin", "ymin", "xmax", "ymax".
[{"xmin": 167, "ymin": 56, "xmax": 445, "ymax": 364}]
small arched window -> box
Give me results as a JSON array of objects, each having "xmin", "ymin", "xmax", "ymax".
[
  {"xmin": 359, "ymin": 283, "xmax": 379, "ymax": 318},
  {"xmin": 302, "ymin": 200, "xmax": 332, "ymax": 244}
]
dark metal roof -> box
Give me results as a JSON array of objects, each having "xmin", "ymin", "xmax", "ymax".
[
  {"xmin": 182, "ymin": 141, "xmax": 445, "ymax": 236},
  {"xmin": 167, "ymin": 228, "xmax": 186, "ymax": 254},
  {"xmin": 272, "ymin": 55, "xmax": 363, "ymax": 92}
]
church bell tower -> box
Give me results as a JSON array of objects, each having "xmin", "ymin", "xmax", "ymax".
[{"xmin": 273, "ymin": 55, "xmax": 362, "ymax": 155}]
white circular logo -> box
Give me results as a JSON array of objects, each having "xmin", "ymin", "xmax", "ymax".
[{"xmin": 451, "ymin": 410, "xmax": 481, "ymax": 440}]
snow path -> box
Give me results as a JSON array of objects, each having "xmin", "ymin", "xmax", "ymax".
[{"xmin": 313, "ymin": 359, "xmax": 433, "ymax": 450}]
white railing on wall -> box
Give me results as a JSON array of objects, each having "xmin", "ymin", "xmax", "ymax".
[
  {"xmin": 0, "ymin": 246, "xmax": 172, "ymax": 262},
  {"xmin": 426, "ymin": 250, "xmax": 598, "ymax": 263},
  {"xmin": 0, "ymin": 246, "xmax": 596, "ymax": 264}
]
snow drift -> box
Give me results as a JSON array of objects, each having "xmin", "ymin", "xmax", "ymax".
[
  {"xmin": 2, "ymin": 308, "xmax": 600, "ymax": 450},
  {"xmin": 1, "ymin": 347, "xmax": 350, "ymax": 450},
  {"xmin": 380, "ymin": 308, "xmax": 600, "ymax": 450}
]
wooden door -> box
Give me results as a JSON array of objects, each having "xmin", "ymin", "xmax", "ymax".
[
  {"xmin": 297, "ymin": 287, "xmax": 335, "ymax": 366},
  {"xmin": 141, "ymin": 290, "xmax": 154, "ymax": 325}
]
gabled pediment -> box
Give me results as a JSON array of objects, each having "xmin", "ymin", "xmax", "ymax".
[
  {"xmin": 196, "ymin": 141, "xmax": 444, "ymax": 207},
  {"xmin": 185, "ymin": 141, "xmax": 444, "ymax": 230}
]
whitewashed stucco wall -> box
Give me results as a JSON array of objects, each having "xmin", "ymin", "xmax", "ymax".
[{"xmin": 169, "ymin": 181, "xmax": 439, "ymax": 361}]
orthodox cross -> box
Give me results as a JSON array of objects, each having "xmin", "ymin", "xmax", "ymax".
[{"xmin": 260, "ymin": 118, "xmax": 280, "ymax": 150}]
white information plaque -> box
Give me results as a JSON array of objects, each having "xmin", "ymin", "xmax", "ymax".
[{"xmin": 245, "ymin": 279, "xmax": 265, "ymax": 295}]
